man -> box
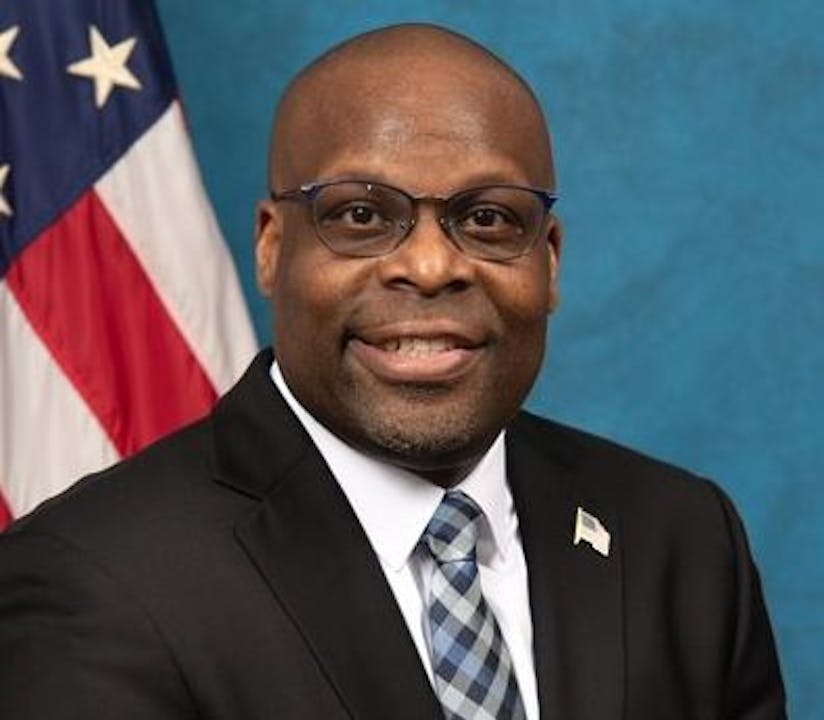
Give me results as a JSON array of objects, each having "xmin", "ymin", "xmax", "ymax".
[{"xmin": 0, "ymin": 24, "xmax": 785, "ymax": 719}]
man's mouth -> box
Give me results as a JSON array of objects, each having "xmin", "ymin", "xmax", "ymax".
[
  {"xmin": 346, "ymin": 326, "xmax": 484, "ymax": 383},
  {"xmin": 378, "ymin": 336, "xmax": 462, "ymax": 356}
]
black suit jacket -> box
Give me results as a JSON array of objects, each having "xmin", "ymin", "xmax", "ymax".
[{"xmin": 0, "ymin": 350, "xmax": 785, "ymax": 719}]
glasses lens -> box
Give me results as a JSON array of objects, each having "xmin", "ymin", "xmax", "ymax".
[
  {"xmin": 312, "ymin": 182, "xmax": 411, "ymax": 257},
  {"xmin": 447, "ymin": 187, "xmax": 547, "ymax": 260}
]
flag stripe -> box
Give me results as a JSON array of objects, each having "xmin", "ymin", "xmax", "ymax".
[
  {"xmin": 0, "ymin": 491, "xmax": 11, "ymax": 530},
  {"xmin": 95, "ymin": 102, "xmax": 258, "ymax": 391},
  {"xmin": 0, "ymin": 281, "xmax": 119, "ymax": 520},
  {"xmin": 5, "ymin": 190, "xmax": 217, "ymax": 458}
]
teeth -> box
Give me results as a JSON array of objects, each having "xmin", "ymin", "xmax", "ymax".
[{"xmin": 381, "ymin": 337, "xmax": 457, "ymax": 356}]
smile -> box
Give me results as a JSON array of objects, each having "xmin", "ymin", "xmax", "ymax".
[
  {"xmin": 379, "ymin": 337, "xmax": 460, "ymax": 356},
  {"xmin": 347, "ymin": 328, "xmax": 484, "ymax": 384}
]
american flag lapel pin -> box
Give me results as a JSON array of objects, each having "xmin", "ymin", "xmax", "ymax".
[{"xmin": 573, "ymin": 506, "xmax": 611, "ymax": 557}]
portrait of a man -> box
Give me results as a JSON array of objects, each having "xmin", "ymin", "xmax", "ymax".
[{"xmin": 0, "ymin": 7, "xmax": 805, "ymax": 719}]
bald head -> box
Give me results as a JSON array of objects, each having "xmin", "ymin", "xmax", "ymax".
[{"xmin": 268, "ymin": 24, "xmax": 555, "ymax": 192}]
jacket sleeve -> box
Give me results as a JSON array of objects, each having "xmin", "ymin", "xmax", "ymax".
[
  {"xmin": 0, "ymin": 530, "xmax": 198, "ymax": 719},
  {"xmin": 714, "ymin": 487, "xmax": 787, "ymax": 720}
]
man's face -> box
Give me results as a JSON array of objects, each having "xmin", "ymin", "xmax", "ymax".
[{"xmin": 257, "ymin": 58, "xmax": 561, "ymax": 484}]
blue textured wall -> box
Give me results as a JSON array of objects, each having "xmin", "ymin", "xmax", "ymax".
[{"xmin": 155, "ymin": 1, "xmax": 822, "ymax": 715}]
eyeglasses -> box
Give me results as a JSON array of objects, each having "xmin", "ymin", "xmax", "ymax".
[{"xmin": 270, "ymin": 180, "xmax": 557, "ymax": 261}]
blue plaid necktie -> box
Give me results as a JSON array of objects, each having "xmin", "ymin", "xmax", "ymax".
[{"xmin": 421, "ymin": 491, "xmax": 526, "ymax": 720}]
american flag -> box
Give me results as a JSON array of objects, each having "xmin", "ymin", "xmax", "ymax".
[{"xmin": 0, "ymin": 1, "xmax": 257, "ymax": 529}]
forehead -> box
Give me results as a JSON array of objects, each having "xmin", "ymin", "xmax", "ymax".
[{"xmin": 274, "ymin": 55, "xmax": 553, "ymax": 192}]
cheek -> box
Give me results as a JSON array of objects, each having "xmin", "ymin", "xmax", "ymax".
[
  {"xmin": 483, "ymin": 261, "xmax": 553, "ymax": 331},
  {"xmin": 481, "ymin": 262, "xmax": 552, "ymax": 393},
  {"xmin": 272, "ymin": 257, "xmax": 352, "ymax": 403},
  {"xmin": 272, "ymin": 247, "xmax": 367, "ymax": 351}
]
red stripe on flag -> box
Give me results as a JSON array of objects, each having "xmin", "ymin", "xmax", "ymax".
[
  {"xmin": 0, "ymin": 489, "xmax": 12, "ymax": 531},
  {"xmin": 6, "ymin": 190, "xmax": 217, "ymax": 457}
]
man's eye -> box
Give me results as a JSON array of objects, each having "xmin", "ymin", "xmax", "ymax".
[
  {"xmin": 326, "ymin": 203, "xmax": 384, "ymax": 227},
  {"xmin": 460, "ymin": 206, "xmax": 519, "ymax": 232},
  {"xmin": 472, "ymin": 208, "xmax": 503, "ymax": 227},
  {"xmin": 347, "ymin": 205, "xmax": 377, "ymax": 225}
]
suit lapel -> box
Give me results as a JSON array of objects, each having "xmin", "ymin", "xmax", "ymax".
[
  {"xmin": 211, "ymin": 351, "xmax": 441, "ymax": 720},
  {"xmin": 508, "ymin": 415, "xmax": 625, "ymax": 720}
]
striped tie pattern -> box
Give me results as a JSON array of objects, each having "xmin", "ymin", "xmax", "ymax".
[{"xmin": 421, "ymin": 491, "xmax": 526, "ymax": 720}]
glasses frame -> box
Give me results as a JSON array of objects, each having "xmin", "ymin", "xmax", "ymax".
[{"xmin": 269, "ymin": 179, "xmax": 558, "ymax": 261}]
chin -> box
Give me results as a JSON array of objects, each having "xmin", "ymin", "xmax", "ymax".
[{"xmin": 339, "ymin": 384, "xmax": 506, "ymax": 478}]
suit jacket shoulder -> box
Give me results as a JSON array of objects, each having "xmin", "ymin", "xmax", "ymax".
[{"xmin": 506, "ymin": 409, "xmax": 786, "ymax": 720}]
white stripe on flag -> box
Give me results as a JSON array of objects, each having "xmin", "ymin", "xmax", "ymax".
[
  {"xmin": 95, "ymin": 101, "xmax": 258, "ymax": 393},
  {"xmin": 0, "ymin": 282, "xmax": 120, "ymax": 518}
]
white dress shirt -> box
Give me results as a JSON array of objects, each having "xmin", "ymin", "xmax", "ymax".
[{"xmin": 271, "ymin": 363, "xmax": 540, "ymax": 720}]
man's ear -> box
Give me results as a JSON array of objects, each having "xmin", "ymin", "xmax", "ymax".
[
  {"xmin": 546, "ymin": 215, "xmax": 563, "ymax": 314},
  {"xmin": 255, "ymin": 198, "xmax": 283, "ymax": 298}
]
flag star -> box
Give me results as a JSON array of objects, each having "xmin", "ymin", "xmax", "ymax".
[
  {"xmin": 0, "ymin": 164, "xmax": 12, "ymax": 217},
  {"xmin": 67, "ymin": 25, "xmax": 142, "ymax": 109},
  {"xmin": 0, "ymin": 25, "xmax": 23, "ymax": 81}
]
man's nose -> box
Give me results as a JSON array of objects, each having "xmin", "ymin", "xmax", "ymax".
[{"xmin": 376, "ymin": 209, "xmax": 475, "ymax": 295}]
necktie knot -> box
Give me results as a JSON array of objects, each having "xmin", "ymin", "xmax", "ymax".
[{"xmin": 421, "ymin": 491, "xmax": 481, "ymax": 564}]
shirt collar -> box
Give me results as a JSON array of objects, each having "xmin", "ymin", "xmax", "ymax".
[{"xmin": 271, "ymin": 361, "xmax": 517, "ymax": 571}]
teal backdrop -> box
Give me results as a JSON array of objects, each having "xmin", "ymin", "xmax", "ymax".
[{"xmin": 155, "ymin": 1, "xmax": 822, "ymax": 715}]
